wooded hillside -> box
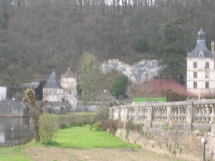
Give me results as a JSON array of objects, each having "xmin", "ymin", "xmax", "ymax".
[{"xmin": 0, "ymin": 0, "xmax": 215, "ymax": 84}]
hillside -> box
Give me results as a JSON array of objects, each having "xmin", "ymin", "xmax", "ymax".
[{"xmin": 0, "ymin": 0, "xmax": 215, "ymax": 96}]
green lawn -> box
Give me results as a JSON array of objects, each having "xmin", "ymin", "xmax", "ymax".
[
  {"xmin": 0, "ymin": 125, "xmax": 187, "ymax": 161},
  {"xmin": 54, "ymin": 125, "xmax": 140, "ymax": 148},
  {"xmin": 0, "ymin": 146, "xmax": 32, "ymax": 161},
  {"xmin": 33, "ymin": 124, "xmax": 140, "ymax": 148}
]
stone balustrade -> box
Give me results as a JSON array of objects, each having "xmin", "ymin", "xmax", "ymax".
[{"xmin": 109, "ymin": 99, "xmax": 215, "ymax": 129}]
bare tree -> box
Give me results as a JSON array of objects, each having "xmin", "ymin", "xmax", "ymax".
[{"xmin": 22, "ymin": 89, "xmax": 47, "ymax": 143}]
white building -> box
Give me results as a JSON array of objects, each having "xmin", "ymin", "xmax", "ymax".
[
  {"xmin": 60, "ymin": 68, "xmax": 77, "ymax": 105},
  {"xmin": 61, "ymin": 68, "xmax": 77, "ymax": 95},
  {"xmin": 43, "ymin": 71, "xmax": 64, "ymax": 102},
  {"xmin": 43, "ymin": 69, "xmax": 77, "ymax": 106},
  {"xmin": 187, "ymin": 28, "xmax": 215, "ymax": 96}
]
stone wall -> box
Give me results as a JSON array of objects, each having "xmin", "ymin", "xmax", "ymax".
[
  {"xmin": 115, "ymin": 127, "xmax": 206, "ymax": 161},
  {"xmin": 75, "ymin": 102, "xmax": 100, "ymax": 112},
  {"xmin": 0, "ymin": 100, "xmax": 29, "ymax": 117},
  {"xmin": 110, "ymin": 99, "xmax": 215, "ymax": 161}
]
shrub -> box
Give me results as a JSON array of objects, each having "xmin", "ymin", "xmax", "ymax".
[
  {"xmin": 109, "ymin": 74, "xmax": 129, "ymax": 99},
  {"xmin": 59, "ymin": 113, "xmax": 94, "ymax": 128},
  {"xmin": 162, "ymin": 123, "xmax": 173, "ymax": 131},
  {"xmin": 90, "ymin": 122, "xmax": 104, "ymax": 131},
  {"xmin": 103, "ymin": 119, "xmax": 120, "ymax": 135},
  {"xmin": 93, "ymin": 106, "xmax": 109, "ymax": 123},
  {"xmin": 131, "ymin": 78, "xmax": 191, "ymax": 102},
  {"xmin": 39, "ymin": 114, "xmax": 59, "ymax": 143}
]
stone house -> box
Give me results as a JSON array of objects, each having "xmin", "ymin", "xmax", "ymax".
[
  {"xmin": 187, "ymin": 28, "xmax": 215, "ymax": 96},
  {"xmin": 43, "ymin": 71, "xmax": 64, "ymax": 102},
  {"xmin": 43, "ymin": 68, "xmax": 77, "ymax": 106}
]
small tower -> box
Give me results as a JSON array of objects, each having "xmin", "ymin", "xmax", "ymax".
[
  {"xmin": 43, "ymin": 71, "xmax": 63, "ymax": 102},
  {"xmin": 197, "ymin": 28, "xmax": 206, "ymax": 43}
]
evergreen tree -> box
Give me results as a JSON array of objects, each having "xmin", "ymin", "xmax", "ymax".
[
  {"xmin": 159, "ymin": 17, "xmax": 187, "ymax": 84},
  {"xmin": 110, "ymin": 74, "xmax": 129, "ymax": 99}
]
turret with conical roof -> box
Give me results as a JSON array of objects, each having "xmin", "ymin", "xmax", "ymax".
[{"xmin": 43, "ymin": 71, "xmax": 63, "ymax": 89}]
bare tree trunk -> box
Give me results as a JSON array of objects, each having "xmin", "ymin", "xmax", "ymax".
[{"xmin": 23, "ymin": 89, "xmax": 47, "ymax": 143}]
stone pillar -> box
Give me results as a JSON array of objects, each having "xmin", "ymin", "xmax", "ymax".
[
  {"xmin": 167, "ymin": 106, "xmax": 171, "ymax": 125},
  {"xmin": 186, "ymin": 101, "xmax": 193, "ymax": 130},
  {"xmin": 146, "ymin": 105, "xmax": 153, "ymax": 128},
  {"xmin": 135, "ymin": 107, "xmax": 139, "ymax": 121}
]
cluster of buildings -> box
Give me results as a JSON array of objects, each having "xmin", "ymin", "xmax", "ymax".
[{"xmin": 42, "ymin": 68, "xmax": 77, "ymax": 106}]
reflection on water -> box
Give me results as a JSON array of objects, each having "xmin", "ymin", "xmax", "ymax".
[{"xmin": 0, "ymin": 117, "xmax": 33, "ymax": 145}]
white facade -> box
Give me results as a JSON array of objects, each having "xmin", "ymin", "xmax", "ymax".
[
  {"xmin": 42, "ymin": 71, "xmax": 64, "ymax": 102},
  {"xmin": 187, "ymin": 58, "xmax": 215, "ymax": 95},
  {"xmin": 187, "ymin": 29, "xmax": 215, "ymax": 96},
  {"xmin": 43, "ymin": 88, "xmax": 63, "ymax": 102},
  {"xmin": 61, "ymin": 77, "xmax": 77, "ymax": 95}
]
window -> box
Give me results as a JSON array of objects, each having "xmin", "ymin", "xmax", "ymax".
[
  {"xmin": 205, "ymin": 82, "xmax": 209, "ymax": 89},
  {"xmin": 205, "ymin": 62, "xmax": 209, "ymax": 69},
  {"xmin": 193, "ymin": 72, "xmax": 197, "ymax": 78},
  {"xmin": 205, "ymin": 73, "xmax": 209, "ymax": 78},
  {"xmin": 193, "ymin": 62, "xmax": 197, "ymax": 68},
  {"xmin": 193, "ymin": 82, "xmax": 197, "ymax": 88}
]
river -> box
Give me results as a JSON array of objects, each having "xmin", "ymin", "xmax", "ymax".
[{"xmin": 0, "ymin": 117, "xmax": 33, "ymax": 146}]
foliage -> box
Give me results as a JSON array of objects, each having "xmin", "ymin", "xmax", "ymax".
[
  {"xmin": 131, "ymin": 78, "xmax": 191, "ymax": 101},
  {"xmin": 22, "ymin": 88, "xmax": 47, "ymax": 142},
  {"xmin": 0, "ymin": 1, "xmax": 214, "ymax": 83},
  {"xmin": 134, "ymin": 39, "xmax": 150, "ymax": 53},
  {"xmin": 78, "ymin": 52, "xmax": 111, "ymax": 102},
  {"xmin": 103, "ymin": 119, "xmax": 121, "ymax": 135},
  {"xmin": 93, "ymin": 106, "xmax": 109, "ymax": 123},
  {"xmin": 90, "ymin": 122, "xmax": 104, "ymax": 131},
  {"xmin": 39, "ymin": 114, "xmax": 59, "ymax": 143},
  {"xmin": 125, "ymin": 119, "xmax": 143, "ymax": 134},
  {"xmin": 58, "ymin": 112, "xmax": 94, "ymax": 128},
  {"xmin": 159, "ymin": 17, "xmax": 187, "ymax": 84},
  {"xmin": 109, "ymin": 74, "xmax": 129, "ymax": 99},
  {"xmin": 162, "ymin": 123, "xmax": 173, "ymax": 131}
]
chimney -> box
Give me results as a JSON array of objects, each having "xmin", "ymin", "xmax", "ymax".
[{"xmin": 211, "ymin": 40, "xmax": 215, "ymax": 55}]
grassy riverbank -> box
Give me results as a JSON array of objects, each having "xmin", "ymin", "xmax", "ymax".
[{"xmin": 0, "ymin": 125, "xmax": 187, "ymax": 161}]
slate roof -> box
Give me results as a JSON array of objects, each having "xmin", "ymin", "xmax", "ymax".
[
  {"xmin": 61, "ymin": 68, "xmax": 76, "ymax": 78},
  {"xmin": 188, "ymin": 29, "xmax": 214, "ymax": 58},
  {"xmin": 43, "ymin": 71, "xmax": 63, "ymax": 89}
]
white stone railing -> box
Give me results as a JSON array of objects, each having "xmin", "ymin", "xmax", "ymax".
[{"xmin": 109, "ymin": 99, "xmax": 215, "ymax": 127}]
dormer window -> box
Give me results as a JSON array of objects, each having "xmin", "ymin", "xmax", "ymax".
[{"xmin": 199, "ymin": 51, "xmax": 204, "ymax": 57}]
